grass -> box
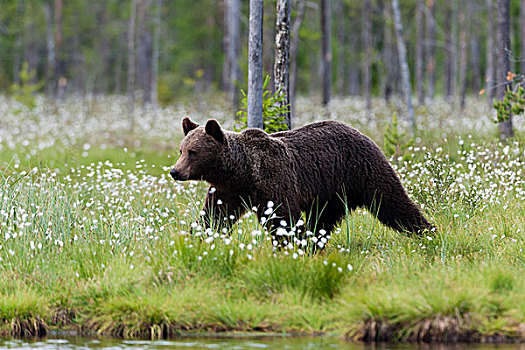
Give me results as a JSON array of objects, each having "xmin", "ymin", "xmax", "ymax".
[{"xmin": 0, "ymin": 95, "xmax": 524, "ymax": 342}]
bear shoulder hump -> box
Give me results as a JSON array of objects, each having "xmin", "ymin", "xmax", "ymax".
[{"xmin": 242, "ymin": 128, "xmax": 269, "ymax": 139}]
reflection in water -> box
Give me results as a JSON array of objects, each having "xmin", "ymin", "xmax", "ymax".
[{"xmin": 1, "ymin": 337, "xmax": 524, "ymax": 350}]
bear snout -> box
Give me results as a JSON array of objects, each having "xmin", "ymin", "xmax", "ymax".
[{"xmin": 170, "ymin": 169, "xmax": 183, "ymax": 180}]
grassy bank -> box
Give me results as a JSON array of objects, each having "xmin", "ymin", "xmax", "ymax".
[{"xmin": 0, "ymin": 96, "xmax": 524, "ymax": 342}]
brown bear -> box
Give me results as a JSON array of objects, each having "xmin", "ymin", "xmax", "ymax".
[{"xmin": 170, "ymin": 117, "xmax": 432, "ymax": 242}]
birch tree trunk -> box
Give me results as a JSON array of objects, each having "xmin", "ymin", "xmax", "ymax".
[
  {"xmin": 128, "ymin": 0, "xmax": 138, "ymax": 121},
  {"xmin": 231, "ymin": 0, "xmax": 242, "ymax": 109},
  {"xmin": 98, "ymin": 4, "xmax": 111, "ymax": 94},
  {"xmin": 290, "ymin": 0, "xmax": 305, "ymax": 122},
  {"xmin": 521, "ymin": 0, "xmax": 525, "ymax": 76},
  {"xmin": 151, "ymin": 0, "xmax": 162, "ymax": 106},
  {"xmin": 486, "ymin": 0, "xmax": 495, "ymax": 104},
  {"xmin": 320, "ymin": 0, "xmax": 331, "ymax": 106},
  {"xmin": 496, "ymin": 0, "xmax": 514, "ymax": 139},
  {"xmin": 13, "ymin": 1, "xmax": 23, "ymax": 85},
  {"xmin": 137, "ymin": 0, "xmax": 152, "ymax": 105},
  {"xmin": 223, "ymin": 0, "xmax": 241, "ymax": 109},
  {"xmin": 458, "ymin": 0, "xmax": 468, "ymax": 110},
  {"xmin": 274, "ymin": 0, "xmax": 291, "ymax": 129},
  {"xmin": 43, "ymin": 1, "xmax": 56, "ymax": 97},
  {"xmin": 415, "ymin": 0, "xmax": 425, "ymax": 105},
  {"xmin": 382, "ymin": 1, "xmax": 395, "ymax": 102},
  {"xmin": 469, "ymin": 2, "xmax": 481, "ymax": 94},
  {"xmin": 335, "ymin": 0, "xmax": 345, "ymax": 96},
  {"xmin": 444, "ymin": 2, "xmax": 457, "ymax": 103},
  {"xmin": 425, "ymin": 0, "xmax": 436, "ymax": 102},
  {"xmin": 55, "ymin": 0, "xmax": 66, "ymax": 100},
  {"xmin": 392, "ymin": 0, "xmax": 415, "ymax": 136},
  {"xmin": 248, "ymin": 0, "xmax": 264, "ymax": 129},
  {"xmin": 363, "ymin": 0, "xmax": 372, "ymax": 112}
]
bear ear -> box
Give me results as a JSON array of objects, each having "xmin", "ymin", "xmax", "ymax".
[
  {"xmin": 182, "ymin": 117, "xmax": 199, "ymax": 135},
  {"xmin": 205, "ymin": 119, "xmax": 224, "ymax": 143}
]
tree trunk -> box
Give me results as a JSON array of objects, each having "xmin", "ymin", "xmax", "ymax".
[
  {"xmin": 248, "ymin": 0, "xmax": 264, "ymax": 129},
  {"xmin": 458, "ymin": 0, "xmax": 468, "ymax": 110},
  {"xmin": 392, "ymin": 0, "xmax": 415, "ymax": 136},
  {"xmin": 496, "ymin": 0, "xmax": 514, "ymax": 139},
  {"xmin": 320, "ymin": 0, "xmax": 331, "ymax": 106},
  {"xmin": 415, "ymin": 0, "xmax": 425, "ymax": 105},
  {"xmin": 224, "ymin": 0, "xmax": 241, "ymax": 110},
  {"xmin": 115, "ymin": 33, "xmax": 125, "ymax": 94},
  {"xmin": 335, "ymin": 0, "xmax": 346, "ymax": 96},
  {"xmin": 274, "ymin": 0, "xmax": 291, "ymax": 129},
  {"xmin": 43, "ymin": 1, "xmax": 55, "ymax": 97},
  {"xmin": 486, "ymin": 0, "xmax": 495, "ymax": 104},
  {"xmin": 127, "ymin": 0, "xmax": 138, "ymax": 115},
  {"xmin": 470, "ymin": 36, "xmax": 480, "ymax": 94},
  {"xmin": 444, "ymin": 2, "xmax": 457, "ymax": 103},
  {"xmin": 290, "ymin": 0, "xmax": 305, "ymax": 122},
  {"xmin": 521, "ymin": 0, "xmax": 525, "ymax": 76},
  {"xmin": 151, "ymin": 0, "xmax": 162, "ymax": 106},
  {"xmin": 223, "ymin": 0, "xmax": 231, "ymax": 93},
  {"xmin": 469, "ymin": 1, "xmax": 481, "ymax": 95},
  {"xmin": 98, "ymin": 3, "xmax": 111, "ymax": 94},
  {"xmin": 263, "ymin": 1, "xmax": 275, "ymax": 92},
  {"xmin": 426, "ymin": 0, "xmax": 436, "ymax": 102},
  {"xmin": 55, "ymin": 0, "xmax": 66, "ymax": 100},
  {"xmin": 13, "ymin": 1, "xmax": 24, "ymax": 85},
  {"xmin": 382, "ymin": 0, "xmax": 395, "ymax": 102},
  {"xmin": 363, "ymin": 0, "xmax": 372, "ymax": 112},
  {"xmin": 137, "ymin": 0, "xmax": 152, "ymax": 105}
]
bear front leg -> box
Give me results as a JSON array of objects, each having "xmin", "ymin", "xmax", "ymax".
[{"xmin": 202, "ymin": 187, "xmax": 246, "ymax": 233}]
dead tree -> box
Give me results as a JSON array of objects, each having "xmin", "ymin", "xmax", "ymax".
[{"xmin": 274, "ymin": 0, "xmax": 291, "ymax": 129}]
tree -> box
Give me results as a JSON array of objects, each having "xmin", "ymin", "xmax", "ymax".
[
  {"xmin": 274, "ymin": 0, "xmax": 291, "ymax": 129},
  {"xmin": 382, "ymin": 0, "xmax": 396, "ymax": 102},
  {"xmin": 458, "ymin": 0, "xmax": 468, "ymax": 110},
  {"xmin": 486, "ymin": 0, "xmax": 495, "ymax": 104},
  {"xmin": 320, "ymin": 0, "xmax": 331, "ymax": 106},
  {"xmin": 43, "ymin": 0, "xmax": 55, "ymax": 97},
  {"xmin": 55, "ymin": 0, "xmax": 66, "ymax": 100},
  {"xmin": 363, "ymin": 0, "xmax": 372, "ymax": 112},
  {"xmin": 248, "ymin": 0, "xmax": 264, "ymax": 129},
  {"xmin": 444, "ymin": 2, "xmax": 457, "ymax": 103},
  {"xmin": 151, "ymin": 0, "xmax": 162, "ymax": 106},
  {"xmin": 137, "ymin": 0, "xmax": 152, "ymax": 105},
  {"xmin": 425, "ymin": 0, "xmax": 436, "ymax": 101},
  {"xmin": 521, "ymin": 0, "xmax": 525, "ymax": 76},
  {"xmin": 415, "ymin": 0, "xmax": 425, "ymax": 105},
  {"xmin": 127, "ymin": 0, "xmax": 138, "ymax": 115},
  {"xmin": 496, "ymin": 0, "xmax": 514, "ymax": 139},
  {"xmin": 392, "ymin": 0, "xmax": 415, "ymax": 136},
  {"xmin": 290, "ymin": 0, "xmax": 305, "ymax": 121},
  {"xmin": 335, "ymin": 0, "xmax": 345, "ymax": 96},
  {"xmin": 223, "ymin": 0, "xmax": 241, "ymax": 109},
  {"xmin": 469, "ymin": 1, "xmax": 481, "ymax": 95}
]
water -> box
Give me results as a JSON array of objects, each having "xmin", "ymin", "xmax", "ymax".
[{"xmin": 1, "ymin": 337, "xmax": 524, "ymax": 350}]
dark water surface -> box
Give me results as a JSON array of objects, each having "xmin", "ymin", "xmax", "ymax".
[{"xmin": 1, "ymin": 337, "xmax": 524, "ymax": 349}]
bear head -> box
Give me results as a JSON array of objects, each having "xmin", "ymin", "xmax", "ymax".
[{"xmin": 170, "ymin": 117, "xmax": 226, "ymax": 182}]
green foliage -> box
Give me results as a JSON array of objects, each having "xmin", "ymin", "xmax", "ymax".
[
  {"xmin": 493, "ymin": 76, "xmax": 525, "ymax": 124},
  {"xmin": 9, "ymin": 62, "xmax": 43, "ymax": 110},
  {"xmin": 235, "ymin": 76, "xmax": 290, "ymax": 134},
  {"xmin": 383, "ymin": 112, "xmax": 413, "ymax": 160}
]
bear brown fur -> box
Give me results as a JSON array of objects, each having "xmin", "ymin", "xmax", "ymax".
[{"xmin": 171, "ymin": 117, "xmax": 432, "ymax": 241}]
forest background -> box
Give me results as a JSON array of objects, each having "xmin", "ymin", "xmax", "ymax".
[{"xmin": 1, "ymin": 0, "xmax": 522, "ymax": 116}]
